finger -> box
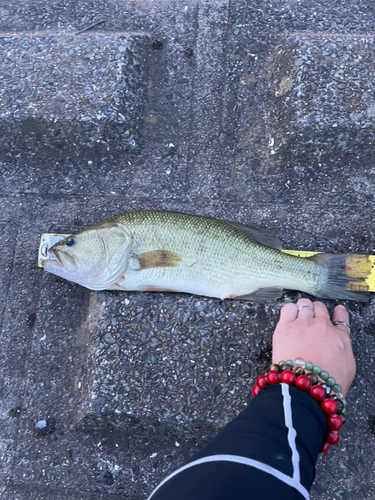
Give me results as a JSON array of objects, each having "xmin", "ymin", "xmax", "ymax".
[
  {"xmin": 296, "ymin": 298, "xmax": 315, "ymax": 317},
  {"xmin": 311, "ymin": 301, "xmax": 330, "ymax": 319},
  {"xmin": 332, "ymin": 304, "xmax": 351, "ymax": 335},
  {"xmin": 279, "ymin": 302, "xmax": 298, "ymax": 323}
]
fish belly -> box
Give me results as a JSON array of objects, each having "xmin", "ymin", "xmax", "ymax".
[{"xmin": 114, "ymin": 267, "xmax": 251, "ymax": 299}]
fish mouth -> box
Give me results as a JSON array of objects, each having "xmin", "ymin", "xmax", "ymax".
[
  {"xmin": 41, "ymin": 250, "xmax": 62, "ymax": 269},
  {"xmin": 50, "ymin": 247, "xmax": 63, "ymax": 265},
  {"xmin": 42, "ymin": 247, "xmax": 77, "ymax": 271}
]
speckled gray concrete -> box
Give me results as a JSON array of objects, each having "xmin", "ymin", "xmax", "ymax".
[{"xmin": 1, "ymin": 1, "xmax": 375, "ymax": 499}]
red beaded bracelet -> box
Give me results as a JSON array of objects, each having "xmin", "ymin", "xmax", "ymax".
[{"xmin": 251, "ymin": 359, "xmax": 347, "ymax": 453}]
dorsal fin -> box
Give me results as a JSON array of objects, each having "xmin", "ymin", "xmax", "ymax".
[{"xmin": 225, "ymin": 221, "xmax": 282, "ymax": 250}]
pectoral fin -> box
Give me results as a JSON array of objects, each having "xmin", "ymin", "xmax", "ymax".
[{"xmin": 134, "ymin": 250, "xmax": 182, "ymax": 270}]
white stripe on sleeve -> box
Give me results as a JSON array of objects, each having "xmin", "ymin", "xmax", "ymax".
[
  {"xmin": 281, "ymin": 382, "xmax": 301, "ymax": 483},
  {"xmin": 148, "ymin": 453, "xmax": 309, "ymax": 500}
]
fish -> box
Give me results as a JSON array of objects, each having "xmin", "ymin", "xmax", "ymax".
[{"xmin": 41, "ymin": 210, "xmax": 372, "ymax": 302}]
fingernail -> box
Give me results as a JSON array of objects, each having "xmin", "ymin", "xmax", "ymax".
[{"xmin": 337, "ymin": 304, "xmax": 346, "ymax": 311}]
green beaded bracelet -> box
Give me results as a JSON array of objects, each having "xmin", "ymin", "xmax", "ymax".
[{"xmin": 278, "ymin": 358, "xmax": 344, "ymax": 399}]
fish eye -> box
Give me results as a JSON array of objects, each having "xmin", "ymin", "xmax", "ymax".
[{"xmin": 66, "ymin": 236, "xmax": 77, "ymax": 247}]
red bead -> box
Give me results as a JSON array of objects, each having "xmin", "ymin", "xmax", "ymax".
[
  {"xmin": 310, "ymin": 385, "xmax": 327, "ymax": 402},
  {"xmin": 326, "ymin": 430, "xmax": 340, "ymax": 445},
  {"xmin": 321, "ymin": 442, "xmax": 330, "ymax": 453},
  {"xmin": 321, "ymin": 399, "xmax": 338, "ymax": 416},
  {"xmin": 265, "ymin": 371, "xmax": 280, "ymax": 385},
  {"xmin": 252, "ymin": 385, "xmax": 260, "ymax": 397},
  {"xmin": 280, "ymin": 370, "xmax": 296, "ymax": 385},
  {"xmin": 295, "ymin": 375, "xmax": 312, "ymax": 391},
  {"xmin": 256, "ymin": 375, "xmax": 268, "ymax": 389},
  {"xmin": 327, "ymin": 415, "xmax": 344, "ymax": 431}
]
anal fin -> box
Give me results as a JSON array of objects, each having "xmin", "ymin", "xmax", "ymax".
[{"xmin": 233, "ymin": 286, "xmax": 284, "ymax": 302}]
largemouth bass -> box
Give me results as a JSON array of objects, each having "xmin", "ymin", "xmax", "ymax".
[{"xmin": 41, "ymin": 210, "xmax": 371, "ymax": 302}]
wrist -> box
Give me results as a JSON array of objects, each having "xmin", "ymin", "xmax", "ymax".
[{"xmin": 252, "ymin": 358, "xmax": 347, "ymax": 453}]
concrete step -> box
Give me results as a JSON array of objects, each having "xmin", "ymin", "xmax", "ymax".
[{"xmin": 0, "ymin": 33, "xmax": 149, "ymax": 154}]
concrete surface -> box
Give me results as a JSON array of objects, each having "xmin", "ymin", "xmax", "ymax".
[{"xmin": 1, "ymin": 1, "xmax": 375, "ymax": 499}]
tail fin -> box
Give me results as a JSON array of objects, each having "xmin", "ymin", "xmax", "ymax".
[{"xmin": 309, "ymin": 253, "xmax": 372, "ymax": 302}]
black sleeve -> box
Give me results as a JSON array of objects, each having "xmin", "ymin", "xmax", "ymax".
[{"xmin": 148, "ymin": 384, "xmax": 328, "ymax": 500}]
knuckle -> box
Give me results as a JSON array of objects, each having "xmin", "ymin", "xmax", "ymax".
[
  {"xmin": 314, "ymin": 317, "xmax": 330, "ymax": 332},
  {"xmin": 334, "ymin": 333, "xmax": 351, "ymax": 352},
  {"xmin": 313, "ymin": 301, "xmax": 325, "ymax": 309},
  {"xmin": 341, "ymin": 333, "xmax": 352, "ymax": 348}
]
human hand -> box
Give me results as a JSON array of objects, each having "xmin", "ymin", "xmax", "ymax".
[{"xmin": 272, "ymin": 299, "xmax": 356, "ymax": 397}]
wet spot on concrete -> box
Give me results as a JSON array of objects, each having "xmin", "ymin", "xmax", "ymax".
[
  {"xmin": 8, "ymin": 406, "xmax": 23, "ymax": 418},
  {"xmin": 152, "ymin": 40, "xmax": 164, "ymax": 50},
  {"xmin": 64, "ymin": 449, "xmax": 73, "ymax": 462},
  {"xmin": 102, "ymin": 470, "xmax": 114, "ymax": 486},
  {"xmin": 368, "ymin": 414, "xmax": 375, "ymax": 436},
  {"xmin": 257, "ymin": 345, "xmax": 272, "ymax": 365},
  {"xmin": 185, "ymin": 47, "xmax": 194, "ymax": 58},
  {"xmin": 26, "ymin": 312, "xmax": 36, "ymax": 328},
  {"xmin": 168, "ymin": 144, "xmax": 177, "ymax": 156}
]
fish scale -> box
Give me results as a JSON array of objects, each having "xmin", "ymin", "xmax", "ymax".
[
  {"xmin": 114, "ymin": 212, "xmax": 249, "ymax": 298},
  {"xmin": 111, "ymin": 212, "xmax": 304, "ymax": 299}
]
